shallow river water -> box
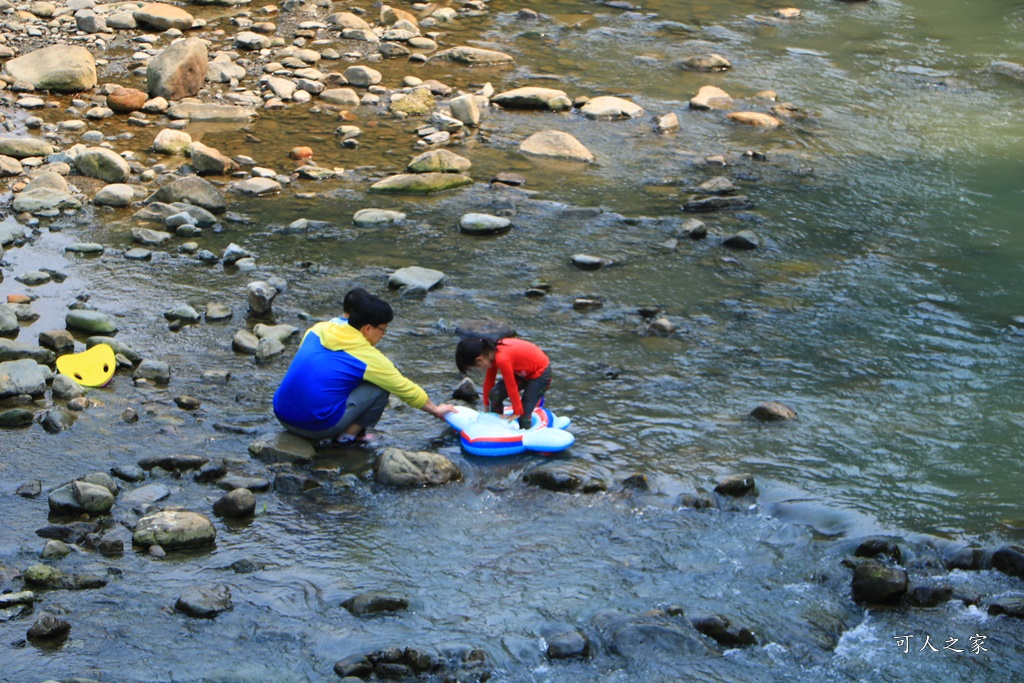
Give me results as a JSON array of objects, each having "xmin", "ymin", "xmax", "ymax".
[{"xmin": 2, "ymin": 0, "xmax": 1024, "ymax": 681}]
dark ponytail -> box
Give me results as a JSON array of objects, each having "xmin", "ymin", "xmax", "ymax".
[{"xmin": 455, "ymin": 337, "xmax": 497, "ymax": 375}]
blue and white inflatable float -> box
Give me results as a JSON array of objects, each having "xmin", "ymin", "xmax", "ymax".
[{"xmin": 445, "ymin": 405, "xmax": 574, "ymax": 457}]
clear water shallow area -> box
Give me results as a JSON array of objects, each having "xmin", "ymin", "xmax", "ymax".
[{"xmin": 2, "ymin": 0, "xmax": 1024, "ymax": 681}]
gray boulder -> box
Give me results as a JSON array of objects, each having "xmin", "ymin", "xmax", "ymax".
[
  {"xmin": 147, "ymin": 38, "xmax": 209, "ymax": 101},
  {"xmin": 0, "ymin": 359, "xmax": 52, "ymax": 398},
  {"xmin": 75, "ymin": 147, "xmax": 130, "ymax": 183},
  {"xmin": 133, "ymin": 509, "xmax": 216, "ymax": 548},
  {"xmin": 3, "ymin": 45, "xmax": 97, "ymax": 92},
  {"xmin": 145, "ymin": 176, "xmax": 225, "ymax": 213},
  {"xmin": 374, "ymin": 447, "xmax": 462, "ymax": 487}
]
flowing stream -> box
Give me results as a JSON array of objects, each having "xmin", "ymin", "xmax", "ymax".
[{"xmin": 2, "ymin": 0, "xmax": 1024, "ymax": 681}]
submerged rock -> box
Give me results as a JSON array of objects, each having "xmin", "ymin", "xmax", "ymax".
[
  {"xmin": 342, "ymin": 591, "xmax": 410, "ymax": 615},
  {"xmin": 133, "ymin": 509, "xmax": 217, "ymax": 549},
  {"xmin": 175, "ymin": 585, "xmax": 233, "ymax": 618}
]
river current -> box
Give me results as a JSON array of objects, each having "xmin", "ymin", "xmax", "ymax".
[{"xmin": 2, "ymin": 0, "xmax": 1024, "ymax": 681}]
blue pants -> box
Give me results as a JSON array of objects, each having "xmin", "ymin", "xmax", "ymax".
[{"xmin": 278, "ymin": 381, "xmax": 389, "ymax": 440}]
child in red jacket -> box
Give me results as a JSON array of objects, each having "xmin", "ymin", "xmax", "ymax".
[{"xmin": 456, "ymin": 337, "xmax": 551, "ymax": 430}]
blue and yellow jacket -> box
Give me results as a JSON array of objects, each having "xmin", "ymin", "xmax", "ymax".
[{"xmin": 273, "ymin": 320, "xmax": 428, "ymax": 432}]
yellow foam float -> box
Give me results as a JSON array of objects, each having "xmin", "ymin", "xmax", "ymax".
[{"xmin": 56, "ymin": 343, "xmax": 116, "ymax": 387}]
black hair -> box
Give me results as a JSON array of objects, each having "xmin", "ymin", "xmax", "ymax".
[
  {"xmin": 348, "ymin": 295, "xmax": 393, "ymax": 329},
  {"xmin": 455, "ymin": 337, "xmax": 498, "ymax": 375},
  {"xmin": 342, "ymin": 287, "xmax": 371, "ymax": 316}
]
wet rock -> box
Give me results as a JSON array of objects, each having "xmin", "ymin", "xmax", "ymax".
[
  {"xmin": 0, "ymin": 591, "xmax": 35, "ymax": 609},
  {"xmin": 13, "ymin": 187, "xmax": 82, "ymax": 214},
  {"xmin": 907, "ymin": 583, "xmax": 954, "ymax": 608},
  {"xmin": 854, "ymin": 538, "xmax": 902, "ymax": 564},
  {"xmin": 4, "ymin": 45, "xmax": 97, "ymax": 92},
  {"xmin": 230, "ymin": 177, "xmax": 282, "ymax": 196},
  {"xmin": 84, "ymin": 337, "xmax": 139, "ymax": 364},
  {"xmin": 722, "ymin": 230, "xmax": 762, "ymax": 250},
  {"xmin": 190, "ymin": 142, "xmax": 240, "ymax": 176},
  {"xmin": 450, "ymin": 93, "xmax": 481, "ymax": 127},
  {"xmin": 988, "ymin": 597, "xmax": 1024, "ymax": 619},
  {"xmin": 65, "ymin": 310, "xmax": 117, "ymax": 335},
  {"xmin": 0, "ymin": 154, "xmax": 22, "ymax": 177},
  {"xmin": 166, "ymin": 101, "xmax": 257, "ymax": 122},
  {"xmin": 107, "ymin": 87, "xmax": 148, "ymax": 114},
  {"xmin": 94, "ymin": 183, "xmax": 136, "ymax": 207},
  {"xmin": 519, "ymin": 130, "xmax": 595, "ymax": 163},
  {"xmin": 592, "ymin": 609, "xmax": 712, "ymax": 659},
  {"xmin": 0, "ymin": 137, "xmax": 53, "ymax": 160},
  {"xmin": 76, "ymin": 147, "xmax": 130, "ymax": 184},
  {"xmin": 17, "ymin": 480, "xmax": 42, "ymax": 497},
  {"xmin": 353, "ymin": 208, "xmax": 406, "ymax": 226},
  {"xmin": 493, "ymin": 86, "xmax": 569, "ymax": 110},
  {"xmin": 342, "ymin": 591, "xmax": 410, "ymax": 616},
  {"xmin": 273, "ymin": 470, "xmax": 321, "ymax": 494},
  {"xmin": 213, "ymin": 488, "xmax": 256, "ymax": 518},
  {"xmin": 992, "ymin": 545, "xmax": 1024, "ymax": 579},
  {"xmin": 388, "ymin": 266, "xmax": 446, "ymax": 292},
  {"xmin": 452, "ymin": 377, "xmax": 478, "ymax": 402},
  {"xmin": 944, "ymin": 548, "xmax": 985, "ymax": 572},
  {"xmin": 653, "ymin": 112, "xmax": 680, "ymax": 132},
  {"xmin": 407, "ymin": 148, "xmax": 472, "ymax": 174},
  {"xmin": 247, "ymin": 281, "xmax": 278, "ymax": 316},
  {"xmin": 217, "ymin": 474, "xmax": 270, "ymax": 492},
  {"xmin": 195, "ymin": 460, "xmax": 228, "ymax": 484},
  {"xmin": 132, "ymin": 227, "xmax": 173, "ymax": 247},
  {"xmin": 147, "ymin": 38, "xmax": 208, "ymax": 101},
  {"xmin": 152, "ymin": 129, "xmax": 192, "ymax": 155},
  {"xmin": 431, "ymin": 46, "xmax": 514, "ymax": 66},
  {"xmin": 249, "ymin": 431, "xmax": 317, "ymax": 463},
  {"xmin": 233, "ymin": 330, "xmax": 260, "ymax": 354},
  {"xmin": 111, "ymin": 464, "xmax": 146, "ymax": 483},
  {"xmin": 0, "ymin": 359, "xmax": 51, "ymax": 398},
  {"xmin": 571, "ymin": 254, "xmax": 611, "ymax": 270},
  {"xmin": 138, "ymin": 454, "xmax": 208, "ymax": 472},
  {"xmin": 175, "ymin": 584, "xmax": 233, "ymax": 618},
  {"xmin": 374, "ymin": 447, "xmax": 462, "ymax": 487},
  {"xmin": 256, "ymin": 337, "xmax": 283, "ymax": 363},
  {"xmin": 205, "ymin": 303, "xmax": 233, "ymax": 321},
  {"xmin": 122, "ymin": 408, "xmax": 139, "ymax": 423},
  {"xmin": 727, "ymin": 112, "xmax": 783, "ymax": 128},
  {"xmin": 320, "ymin": 88, "xmax": 361, "ymax": 107},
  {"xmin": 27, "ymin": 614, "xmax": 71, "ymax": 641},
  {"xmin": 0, "ymin": 339, "xmax": 55, "ymax": 363},
  {"xmin": 133, "ymin": 509, "xmax": 216, "ymax": 549},
  {"xmin": 48, "ymin": 480, "xmax": 114, "ymax": 514},
  {"xmin": 133, "ymin": 359, "xmax": 170, "ymax": 384},
  {"xmin": 145, "ymin": 176, "xmax": 225, "ymax": 213},
  {"xmin": 120, "ymin": 483, "xmax": 170, "ymax": 509},
  {"xmin": 683, "ymin": 195, "xmax": 753, "ymax": 212},
  {"xmin": 690, "ymin": 85, "xmax": 733, "ymax": 110},
  {"xmin": 459, "ymin": 213, "xmax": 511, "ymax": 235},
  {"xmin": 580, "ymin": 96, "xmax": 644, "ymax": 119},
  {"xmin": 334, "ymin": 654, "xmax": 374, "ymax": 679},
  {"xmin": 41, "ymin": 540, "xmax": 70, "ymax": 558},
  {"xmin": 369, "ymin": 173, "xmax": 473, "ymax": 195},
  {"xmin": 679, "ymin": 53, "xmax": 731, "ymax": 72},
  {"xmin": 522, "ymin": 459, "xmax": 612, "ymax": 494},
  {"xmin": 36, "ymin": 521, "xmax": 96, "ymax": 544},
  {"xmin": 691, "ymin": 614, "xmax": 758, "ymax": 647},
  {"xmin": 41, "ymin": 408, "xmax": 76, "ymax": 433},
  {"xmin": 714, "ymin": 473, "xmax": 756, "ymax": 497},
  {"xmin": 850, "ymin": 559, "xmax": 908, "ymax": 605},
  {"xmin": 750, "ymin": 400, "xmax": 796, "ymax": 421},
  {"xmin": 543, "ymin": 625, "xmax": 590, "ymax": 659},
  {"xmin": 0, "ymin": 408, "xmax": 35, "ymax": 428}
]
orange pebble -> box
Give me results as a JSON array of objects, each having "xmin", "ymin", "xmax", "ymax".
[
  {"xmin": 289, "ymin": 146, "xmax": 313, "ymax": 160},
  {"xmin": 7, "ymin": 294, "xmax": 31, "ymax": 304}
]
